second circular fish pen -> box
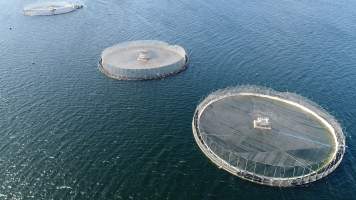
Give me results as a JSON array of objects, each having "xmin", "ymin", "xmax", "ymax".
[
  {"xmin": 192, "ymin": 86, "xmax": 345, "ymax": 187},
  {"xmin": 99, "ymin": 40, "xmax": 188, "ymax": 80}
]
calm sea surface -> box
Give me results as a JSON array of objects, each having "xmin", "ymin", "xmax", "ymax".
[{"xmin": 0, "ymin": 0, "xmax": 356, "ymax": 199}]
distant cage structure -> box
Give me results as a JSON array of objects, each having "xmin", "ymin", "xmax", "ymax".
[
  {"xmin": 23, "ymin": 2, "xmax": 83, "ymax": 16},
  {"xmin": 99, "ymin": 40, "xmax": 188, "ymax": 80},
  {"xmin": 192, "ymin": 85, "xmax": 346, "ymax": 187}
]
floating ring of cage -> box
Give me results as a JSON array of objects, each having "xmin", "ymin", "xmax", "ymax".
[
  {"xmin": 192, "ymin": 85, "xmax": 345, "ymax": 187},
  {"xmin": 99, "ymin": 40, "xmax": 188, "ymax": 80}
]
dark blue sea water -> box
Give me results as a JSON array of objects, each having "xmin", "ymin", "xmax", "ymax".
[{"xmin": 0, "ymin": 0, "xmax": 356, "ymax": 199}]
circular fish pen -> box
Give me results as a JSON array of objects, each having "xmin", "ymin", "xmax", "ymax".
[
  {"xmin": 23, "ymin": 2, "xmax": 83, "ymax": 16},
  {"xmin": 192, "ymin": 86, "xmax": 345, "ymax": 187},
  {"xmin": 99, "ymin": 40, "xmax": 188, "ymax": 80}
]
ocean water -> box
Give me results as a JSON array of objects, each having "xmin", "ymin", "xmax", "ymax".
[{"xmin": 0, "ymin": 0, "xmax": 356, "ymax": 199}]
